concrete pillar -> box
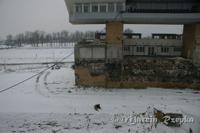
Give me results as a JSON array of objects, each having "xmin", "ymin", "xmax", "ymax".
[
  {"xmin": 183, "ymin": 23, "xmax": 200, "ymax": 60},
  {"xmin": 106, "ymin": 21, "xmax": 123, "ymax": 45}
]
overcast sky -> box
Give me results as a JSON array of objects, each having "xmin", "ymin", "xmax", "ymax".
[{"xmin": 0, "ymin": 0, "xmax": 183, "ymax": 39}]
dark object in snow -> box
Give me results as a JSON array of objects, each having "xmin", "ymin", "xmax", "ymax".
[
  {"xmin": 71, "ymin": 64, "xmax": 75, "ymax": 70},
  {"xmin": 154, "ymin": 108, "xmax": 183, "ymax": 127},
  {"xmin": 93, "ymin": 122, "xmax": 102, "ymax": 126},
  {"xmin": 51, "ymin": 64, "xmax": 61, "ymax": 70},
  {"xmin": 154, "ymin": 108, "xmax": 165, "ymax": 122},
  {"xmin": 68, "ymin": 90, "xmax": 72, "ymax": 93},
  {"xmin": 74, "ymin": 127, "xmax": 81, "ymax": 130},
  {"xmin": 114, "ymin": 125, "xmax": 122, "ymax": 129},
  {"xmin": 94, "ymin": 104, "xmax": 101, "ymax": 111},
  {"xmin": 52, "ymin": 129, "xmax": 60, "ymax": 133},
  {"xmin": 193, "ymin": 91, "xmax": 200, "ymax": 94},
  {"xmin": 189, "ymin": 128, "xmax": 193, "ymax": 133},
  {"xmin": 55, "ymin": 65, "xmax": 61, "ymax": 70}
]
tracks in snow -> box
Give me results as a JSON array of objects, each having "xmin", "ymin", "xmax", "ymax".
[
  {"xmin": 35, "ymin": 67, "xmax": 74, "ymax": 97},
  {"xmin": 35, "ymin": 69, "xmax": 57, "ymax": 97}
]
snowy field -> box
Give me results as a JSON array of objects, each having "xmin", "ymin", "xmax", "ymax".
[
  {"xmin": 0, "ymin": 48, "xmax": 74, "ymax": 64},
  {"xmin": 0, "ymin": 48, "xmax": 200, "ymax": 133}
]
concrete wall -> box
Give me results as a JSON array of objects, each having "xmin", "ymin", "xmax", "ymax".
[
  {"xmin": 106, "ymin": 21, "xmax": 123, "ymax": 45},
  {"xmin": 193, "ymin": 45, "xmax": 200, "ymax": 61},
  {"xmin": 77, "ymin": 46, "xmax": 106, "ymax": 60},
  {"xmin": 93, "ymin": 48, "xmax": 105, "ymax": 59},
  {"xmin": 77, "ymin": 45, "xmax": 123, "ymax": 60},
  {"xmin": 75, "ymin": 58, "xmax": 200, "ymax": 89},
  {"xmin": 79, "ymin": 48, "xmax": 92, "ymax": 59},
  {"xmin": 75, "ymin": 66, "xmax": 106, "ymax": 87},
  {"xmin": 183, "ymin": 23, "xmax": 200, "ymax": 60},
  {"xmin": 65, "ymin": 0, "xmax": 200, "ymax": 24},
  {"xmin": 77, "ymin": 44, "xmax": 181, "ymax": 60},
  {"xmin": 196, "ymin": 24, "xmax": 200, "ymax": 44},
  {"xmin": 107, "ymin": 45, "xmax": 122, "ymax": 59},
  {"xmin": 68, "ymin": 12, "xmax": 200, "ymax": 24},
  {"xmin": 183, "ymin": 24, "xmax": 196, "ymax": 59}
]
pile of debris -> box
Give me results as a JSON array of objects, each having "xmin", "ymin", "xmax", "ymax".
[{"xmin": 154, "ymin": 108, "xmax": 183, "ymax": 127}]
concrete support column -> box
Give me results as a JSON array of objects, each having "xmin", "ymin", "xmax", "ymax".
[
  {"xmin": 183, "ymin": 23, "xmax": 200, "ymax": 60},
  {"xmin": 106, "ymin": 21, "xmax": 123, "ymax": 45}
]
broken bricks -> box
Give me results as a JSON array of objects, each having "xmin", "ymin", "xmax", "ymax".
[{"xmin": 154, "ymin": 108, "xmax": 183, "ymax": 127}]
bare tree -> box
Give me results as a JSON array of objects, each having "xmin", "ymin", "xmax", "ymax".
[
  {"xmin": 6, "ymin": 34, "xmax": 14, "ymax": 46},
  {"xmin": 124, "ymin": 28, "xmax": 134, "ymax": 33},
  {"xmin": 15, "ymin": 33, "xmax": 24, "ymax": 47},
  {"xmin": 5, "ymin": 30, "xmax": 98, "ymax": 47}
]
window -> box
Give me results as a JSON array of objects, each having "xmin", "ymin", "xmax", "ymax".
[
  {"xmin": 136, "ymin": 46, "xmax": 144, "ymax": 52},
  {"xmin": 161, "ymin": 47, "xmax": 169, "ymax": 53},
  {"xmin": 75, "ymin": 3, "xmax": 82, "ymax": 13},
  {"xmin": 83, "ymin": 3, "xmax": 90, "ymax": 13},
  {"xmin": 174, "ymin": 47, "xmax": 182, "ymax": 52},
  {"xmin": 92, "ymin": 4, "xmax": 98, "ymax": 12},
  {"xmin": 108, "ymin": 3, "xmax": 115, "ymax": 12},
  {"xmin": 153, "ymin": 36, "xmax": 159, "ymax": 39},
  {"xmin": 132, "ymin": 35, "xmax": 140, "ymax": 39},
  {"xmin": 116, "ymin": 2, "xmax": 123, "ymax": 12},
  {"xmin": 100, "ymin": 4, "xmax": 107, "ymax": 12},
  {"xmin": 123, "ymin": 46, "xmax": 130, "ymax": 52}
]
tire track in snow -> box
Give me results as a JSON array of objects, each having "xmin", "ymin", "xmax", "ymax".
[
  {"xmin": 43, "ymin": 71, "xmax": 52, "ymax": 93},
  {"xmin": 35, "ymin": 70, "xmax": 51, "ymax": 97}
]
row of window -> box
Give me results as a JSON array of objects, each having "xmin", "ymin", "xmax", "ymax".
[
  {"xmin": 123, "ymin": 46, "xmax": 181, "ymax": 53},
  {"xmin": 136, "ymin": 46, "xmax": 145, "ymax": 52},
  {"xmin": 161, "ymin": 47, "xmax": 169, "ymax": 53},
  {"xmin": 75, "ymin": 3, "xmax": 124, "ymax": 13}
]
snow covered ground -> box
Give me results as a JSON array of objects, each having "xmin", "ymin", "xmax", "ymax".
[
  {"xmin": 0, "ymin": 48, "xmax": 200, "ymax": 133},
  {"xmin": 0, "ymin": 48, "xmax": 74, "ymax": 64}
]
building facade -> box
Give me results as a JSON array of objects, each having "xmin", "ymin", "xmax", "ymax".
[
  {"xmin": 65, "ymin": 0, "xmax": 200, "ymax": 24},
  {"xmin": 64, "ymin": 0, "xmax": 200, "ymax": 88}
]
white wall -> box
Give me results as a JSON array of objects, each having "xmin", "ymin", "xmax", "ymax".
[
  {"xmin": 93, "ymin": 47, "xmax": 105, "ymax": 59},
  {"xmin": 79, "ymin": 48, "xmax": 92, "ymax": 58},
  {"xmin": 78, "ymin": 47, "xmax": 106, "ymax": 59}
]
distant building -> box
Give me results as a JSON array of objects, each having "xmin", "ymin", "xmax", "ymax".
[
  {"xmin": 75, "ymin": 33, "xmax": 182, "ymax": 62},
  {"xmin": 65, "ymin": 0, "xmax": 200, "ymax": 24},
  {"xmin": 64, "ymin": 0, "xmax": 200, "ymax": 88}
]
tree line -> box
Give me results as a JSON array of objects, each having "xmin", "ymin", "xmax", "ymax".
[
  {"xmin": 3, "ymin": 30, "xmax": 96, "ymax": 47},
  {"xmin": 1, "ymin": 28, "xmax": 134, "ymax": 47}
]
